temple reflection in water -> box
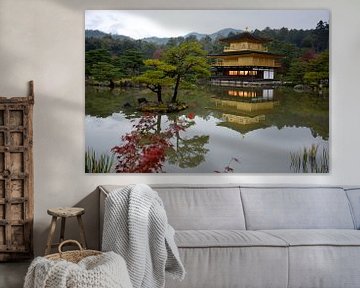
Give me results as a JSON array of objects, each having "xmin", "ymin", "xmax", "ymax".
[
  {"xmin": 227, "ymin": 88, "xmax": 274, "ymax": 100},
  {"xmin": 211, "ymin": 88, "xmax": 278, "ymax": 134}
]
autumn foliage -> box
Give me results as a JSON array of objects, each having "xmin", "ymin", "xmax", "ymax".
[{"xmin": 112, "ymin": 114, "xmax": 193, "ymax": 173}]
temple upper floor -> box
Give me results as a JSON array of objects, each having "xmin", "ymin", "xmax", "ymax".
[
  {"xmin": 224, "ymin": 41, "xmax": 268, "ymax": 52},
  {"xmin": 220, "ymin": 32, "xmax": 270, "ymax": 53}
]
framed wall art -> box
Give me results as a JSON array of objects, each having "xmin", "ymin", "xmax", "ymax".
[{"xmin": 85, "ymin": 10, "xmax": 329, "ymax": 173}]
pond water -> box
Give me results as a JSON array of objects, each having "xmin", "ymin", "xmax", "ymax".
[{"xmin": 85, "ymin": 85, "xmax": 329, "ymax": 173}]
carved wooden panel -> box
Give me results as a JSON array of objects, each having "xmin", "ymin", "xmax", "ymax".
[{"xmin": 0, "ymin": 81, "xmax": 34, "ymax": 261}]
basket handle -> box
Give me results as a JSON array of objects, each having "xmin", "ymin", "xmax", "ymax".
[{"xmin": 58, "ymin": 240, "xmax": 83, "ymax": 255}]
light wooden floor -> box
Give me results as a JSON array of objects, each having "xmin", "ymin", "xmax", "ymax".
[{"xmin": 0, "ymin": 261, "xmax": 30, "ymax": 288}]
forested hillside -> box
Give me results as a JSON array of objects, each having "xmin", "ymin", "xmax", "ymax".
[{"xmin": 85, "ymin": 20, "xmax": 329, "ymax": 86}]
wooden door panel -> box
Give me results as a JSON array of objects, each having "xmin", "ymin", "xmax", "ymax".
[
  {"xmin": 0, "ymin": 81, "xmax": 34, "ymax": 261},
  {"xmin": 11, "ymin": 180, "xmax": 24, "ymax": 198},
  {"xmin": 9, "ymin": 110, "xmax": 24, "ymax": 127}
]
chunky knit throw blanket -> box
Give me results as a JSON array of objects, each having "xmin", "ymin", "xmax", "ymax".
[
  {"xmin": 24, "ymin": 251, "xmax": 133, "ymax": 288},
  {"xmin": 102, "ymin": 184, "xmax": 185, "ymax": 288}
]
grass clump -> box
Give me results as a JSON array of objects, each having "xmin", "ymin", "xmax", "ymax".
[
  {"xmin": 290, "ymin": 144, "xmax": 329, "ymax": 173},
  {"xmin": 85, "ymin": 148, "xmax": 114, "ymax": 173}
]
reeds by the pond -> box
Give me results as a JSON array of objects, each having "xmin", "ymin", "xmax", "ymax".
[
  {"xmin": 85, "ymin": 148, "xmax": 114, "ymax": 173},
  {"xmin": 290, "ymin": 144, "xmax": 329, "ymax": 173}
]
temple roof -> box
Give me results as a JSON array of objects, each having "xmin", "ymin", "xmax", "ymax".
[
  {"xmin": 219, "ymin": 32, "xmax": 271, "ymax": 44},
  {"xmin": 208, "ymin": 50, "xmax": 282, "ymax": 57}
]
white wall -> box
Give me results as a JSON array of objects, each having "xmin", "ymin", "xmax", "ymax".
[{"xmin": 0, "ymin": 0, "xmax": 360, "ymax": 256}]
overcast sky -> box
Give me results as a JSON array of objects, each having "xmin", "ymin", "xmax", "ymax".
[{"xmin": 85, "ymin": 10, "xmax": 330, "ymax": 39}]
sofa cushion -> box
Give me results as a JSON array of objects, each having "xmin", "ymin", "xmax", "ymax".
[
  {"xmin": 100, "ymin": 185, "xmax": 246, "ymax": 230},
  {"xmin": 175, "ymin": 230, "xmax": 288, "ymax": 248},
  {"xmin": 261, "ymin": 230, "xmax": 360, "ymax": 288},
  {"xmin": 165, "ymin": 246, "xmax": 288, "ymax": 288},
  {"xmin": 241, "ymin": 187, "xmax": 355, "ymax": 230},
  {"xmin": 287, "ymin": 246, "xmax": 360, "ymax": 288},
  {"xmin": 262, "ymin": 229, "xmax": 360, "ymax": 246},
  {"xmin": 154, "ymin": 186, "xmax": 246, "ymax": 230}
]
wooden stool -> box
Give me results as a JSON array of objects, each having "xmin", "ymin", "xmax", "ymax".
[{"xmin": 45, "ymin": 207, "xmax": 87, "ymax": 255}]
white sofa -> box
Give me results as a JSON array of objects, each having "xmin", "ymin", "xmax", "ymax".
[{"xmin": 99, "ymin": 185, "xmax": 360, "ymax": 288}]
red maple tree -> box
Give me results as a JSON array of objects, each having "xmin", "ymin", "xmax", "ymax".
[{"xmin": 112, "ymin": 113, "xmax": 193, "ymax": 173}]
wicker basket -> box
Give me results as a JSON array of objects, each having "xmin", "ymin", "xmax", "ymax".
[{"xmin": 45, "ymin": 240, "xmax": 102, "ymax": 263}]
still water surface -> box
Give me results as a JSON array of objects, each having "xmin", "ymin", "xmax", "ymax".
[{"xmin": 85, "ymin": 85, "xmax": 329, "ymax": 173}]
